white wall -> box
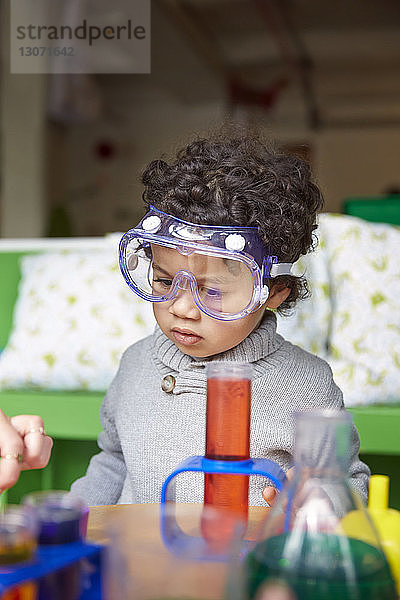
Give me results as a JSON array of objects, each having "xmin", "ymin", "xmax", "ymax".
[
  {"xmin": 0, "ymin": 0, "xmax": 47, "ymax": 238},
  {"xmin": 64, "ymin": 100, "xmax": 228, "ymax": 235},
  {"xmin": 64, "ymin": 98, "xmax": 400, "ymax": 234},
  {"xmin": 2, "ymin": 72, "xmax": 400, "ymax": 237},
  {"xmin": 2, "ymin": 0, "xmax": 399, "ymax": 237},
  {"xmin": 315, "ymin": 129, "xmax": 400, "ymax": 212}
]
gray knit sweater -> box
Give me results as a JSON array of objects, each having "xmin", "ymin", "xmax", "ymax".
[{"xmin": 71, "ymin": 311, "xmax": 370, "ymax": 505}]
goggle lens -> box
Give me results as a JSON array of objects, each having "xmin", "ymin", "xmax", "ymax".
[{"xmin": 123, "ymin": 239, "xmax": 256, "ymax": 318}]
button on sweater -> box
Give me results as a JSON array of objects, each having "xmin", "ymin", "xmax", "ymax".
[{"xmin": 71, "ymin": 311, "xmax": 370, "ymax": 505}]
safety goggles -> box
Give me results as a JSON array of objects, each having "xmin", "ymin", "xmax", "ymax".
[{"xmin": 119, "ymin": 207, "xmax": 293, "ymax": 321}]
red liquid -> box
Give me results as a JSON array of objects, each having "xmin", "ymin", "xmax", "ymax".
[
  {"xmin": 1, "ymin": 583, "xmax": 37, "ymax": 599},
  {"xmin": 0, "ymin": 540, "xmax": 38, "ymax": 600},
  {"xmin": 202, "ymin": 376, "xmax": 251, "ymax": 549}
]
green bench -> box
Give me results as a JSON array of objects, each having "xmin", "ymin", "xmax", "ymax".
[
  {"xmin": 341, "ymin": 195, "xmax": 400, "ymax": 507},
  {"xmin": 343, "ymin": 194, "xmax": 400, "ymax": 226},
  {"xmin": 1, "ymin": 197, "xmax": 400, "ymax": 506},
  {"xmin": 0, "ymin": 249, "xmax": 102, "ymax": 503}
]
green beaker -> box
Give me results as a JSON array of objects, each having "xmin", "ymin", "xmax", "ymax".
[{"xmin": 237, "ymin": 410, "xmax": 397, "ymax": 600}]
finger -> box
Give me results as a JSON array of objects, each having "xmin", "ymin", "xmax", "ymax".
[
  {"xmin": 262, "ymin": 467, "xmax": 295, "ymax": 508},
  {"xmin": 0, "ymin": 409, "xmax": 11, "ymax": 426},
  {"xmin": 257, "ymin": 582, "xmax": 297, "ymax": 600},
  {"xmin": 22, "ymin": 427, "xmax": 48, "ymax": 465},
  {"xmin": 21, "ymin": 434, "xmax": 53, "ymax": 470},
  {"xmin": 0, "ymin": 412, "xmax": 25, "ymax": 489},
  {"xmin": 286, "ymin": 466, "xmax": 296, "ymax": 481},
  {"xmin": 262, "ymin": 486, "xmax": 278, "ymax": 505},
  {"xmin": 10, "ymin": 415, "xmax": 46, "ymax": 438},
  {"xmin": 0, "ymin": 446, "xmax": 24, "ymax": 490},
  {"xmin": 10, "ymin": 415, "xmax": 51, "ymax": 468}
]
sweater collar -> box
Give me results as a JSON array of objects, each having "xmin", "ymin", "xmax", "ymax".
[{"xmin": 153, "ymin": 310, "xmax": 283, "ymax": 373}]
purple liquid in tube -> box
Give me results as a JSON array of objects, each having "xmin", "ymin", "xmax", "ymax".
[{"xmin": 23, "ymin": 492, "xmax": 86, "ymax": 600}]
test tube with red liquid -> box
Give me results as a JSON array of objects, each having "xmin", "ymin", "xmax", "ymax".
[{"xmin": 202, "ymin": 362, "xmax": 252, "ymax": 547}]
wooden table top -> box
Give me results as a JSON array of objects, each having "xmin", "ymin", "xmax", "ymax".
[
  {"xmin": 87, "ymin": 504, "xmax": 270, "ymax": 600},
  {"xmin": 87, "ymin": 503, "xmax": 269, "ymax": 544}
]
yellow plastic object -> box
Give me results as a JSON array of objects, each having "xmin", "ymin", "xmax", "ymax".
[
  {"xmin": 340, "ymin": 474, "xmax": 400, "ymax": 594},
  {"xmin": 368, "ymin": 475, "xmax": 400, "ymax": 594}
]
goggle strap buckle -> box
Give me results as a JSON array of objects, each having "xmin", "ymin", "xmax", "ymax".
[{"xmin": 270, "ymin": 262, "xmax": 293, "ymax": 277}]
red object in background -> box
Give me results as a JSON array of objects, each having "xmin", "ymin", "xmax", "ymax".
[
  {"xmin": 202, "ymin": 373, "xmax": 251, "ymax": 547},
  {"xmin": 229, "ymin": 77, "xmax": 288, "ymax": 111},
  {"xmin": 94, "ymin": 140, "xmax": 115, "ymax": 160}
]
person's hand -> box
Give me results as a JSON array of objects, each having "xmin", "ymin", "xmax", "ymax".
[
  {"xmin": 255, "ymin": 581, "xmax": 297, "ymax": 600},
  {"xmin": 0, "ymin": 409, "xmax": 53, "ymax": 492},
  {"xmin": 262, "ymin": 466, "xmax": 295, "ymax": 506}
]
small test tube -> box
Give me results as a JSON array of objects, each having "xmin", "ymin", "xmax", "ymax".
[
  {"xmin": 202, "ymin": 362, "xmax": 252, "ymax": 547},
  {"xmin": 0, "ymin": 505, "xmax": 38, "ymax": 600},
  {"xmin": 22, "ymin": 491, "xmax": 87, "ymax": 600}
]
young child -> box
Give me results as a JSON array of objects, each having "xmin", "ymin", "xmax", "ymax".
[{"xmin": 71, "ymin": 134, "xmax": 370, "ymax": 506}]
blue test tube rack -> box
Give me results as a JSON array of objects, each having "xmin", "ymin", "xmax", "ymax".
[
  {"xmin": 160, "ymin": 455, "xmax": 286, "ymax": 560},
  {"xmin": 0, "ymin": 541, "xmax": 104, "ymax": 599}
]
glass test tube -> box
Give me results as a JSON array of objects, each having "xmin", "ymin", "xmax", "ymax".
[
  {"xmin": 0, "ymin": 506, "xmax": 38, "ymax": 600},
  {"xmin": 202, "ymin": 362, "xmax": 252, "ymax": 546},
  {"xmin": 22, "ymin": 491, "xmax": 87, "ymax": 600}
]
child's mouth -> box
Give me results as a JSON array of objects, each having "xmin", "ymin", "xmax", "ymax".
[{"xmin": 172, "ymin": 329, "xmax": 202, "ymax": 345}]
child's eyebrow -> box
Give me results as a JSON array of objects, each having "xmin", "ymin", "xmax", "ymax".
[
  {"xmin": 152, "ymin": 262, "xmax": 234, "ymax": 285},
  {"xmin": 201, "ymin": 275, "xmax": 233, "ymax": 285},
  {"xmin": 152, "ymin": 263, "xmax": 173, "ymax": 277}
]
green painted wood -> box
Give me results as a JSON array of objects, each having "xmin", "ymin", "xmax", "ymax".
[
  {"xmin": 4, "ymin": 439, "xmax": 99, "ymax": 504},
  {"xmin": 40, "ymin": 458, "xmax": 55, "ymax": 490},
  {"xmin": 349, "ymin": 406, "xmax": 400, "ymax": 455},
  {"xmin": 0, "ymin": 391, "xmax": 103, "ymax": 440},
  {"xmin": 360, "ymin": 453, "xmax": 400, "ymax": 510},
  {"xmin": 1, "ymin": 234, "xmax": 400, "ymax": 503},
  {"xmin": 0, "ymin": 490, "xmax": 8, "ymax": 509},
  {"xmin": 3, "ymin": 390, "xmax": 400, "ymax": 454},
  {"xmin": 0, "ymin": 252, "xmax": 25, "ymax": 349},
  {"xmin": 343, "ymin": 195, "xmax": 400, "ymax": 225}
]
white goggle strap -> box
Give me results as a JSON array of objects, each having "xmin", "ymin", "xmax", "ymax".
[
  {"xmin": 259, "ymin": 286, "xmax": 270, "ymax": 304},
  {"xmin": 259, "ymin": 262, "xmax": 294, "ymax": 305},
  {"xmin": 270, "ymin": 262, "xmax": 293, "ymax": 277}
]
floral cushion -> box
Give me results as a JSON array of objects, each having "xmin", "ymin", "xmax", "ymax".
[
  {"xmin": 0, "ymin": 247, "xmax": 155, "ymax": 391},
  {"xmin": 1, "ymin": 215, "xmax": 399, "ymax": 405},
  {"xmin": 275, "ymin": 239, "xmax": 331, "ymax": 359},
  {"xmin": 277, "ymin": 214, "xmax": 400, "ymax": 406},
  {"xmin": 321, "ymin": 214, "xmax": 400, "ymax": 406}
]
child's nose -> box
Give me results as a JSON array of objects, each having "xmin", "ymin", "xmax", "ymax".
[{"xmin": 169, "ymin": 286, "xmax": 201, "ymax": 319}]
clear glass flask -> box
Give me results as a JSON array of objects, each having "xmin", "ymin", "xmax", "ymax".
[{"xmin": 239, "ymin": 410, "xmax": 397, "ymax": 600}]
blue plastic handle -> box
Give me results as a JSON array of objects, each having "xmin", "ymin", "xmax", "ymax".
[{"xmin": 160, "ymin": 455, "xmax": 286, "ymax": 561}]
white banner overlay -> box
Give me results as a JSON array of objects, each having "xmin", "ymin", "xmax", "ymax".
[{"xmin": 10, "ymin": 0, "xmax": 150, "ymax": 74}]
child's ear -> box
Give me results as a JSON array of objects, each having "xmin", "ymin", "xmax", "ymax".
[{"xmin": 265, "ymin": 284, "xmax": 291, "ymax": 309}]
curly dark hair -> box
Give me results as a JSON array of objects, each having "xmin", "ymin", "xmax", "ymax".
[{"xmin": 141, "ymin": 134, "xmax": 323, "ymax": 314}]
